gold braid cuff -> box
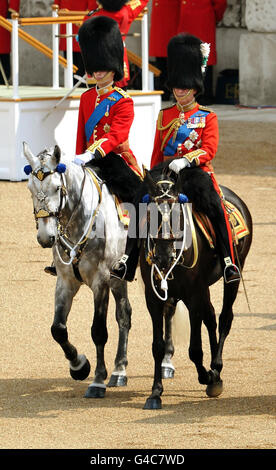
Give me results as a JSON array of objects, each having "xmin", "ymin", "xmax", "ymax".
[
  {"xmin": 87, "ymin": 138, "xmax": 108, "ymax": 157},
  {"xmin": 185, "ymin": 149, "xmax": 207, "ymax": 165}
]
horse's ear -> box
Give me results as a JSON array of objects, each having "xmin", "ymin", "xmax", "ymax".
[
  {"xmin": 53, "ymin": 145, "xmax": 61, "ymax": 164},
  {"xmin": 144, "ymin": 169, "xmax": 158, "ymax": 196},
  {"xmin": 23, "ymin": 141, "xmax": 36, "ymax": 167}
]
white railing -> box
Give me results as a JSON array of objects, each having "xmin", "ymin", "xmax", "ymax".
[{"xmin": 4, "ymin": 7, "xmax": 152, "ymax": 99}]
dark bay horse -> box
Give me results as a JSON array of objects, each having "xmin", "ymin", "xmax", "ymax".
[{"xmin": 139, "ymin": 165, "xmax": 252, "ymax": 409}]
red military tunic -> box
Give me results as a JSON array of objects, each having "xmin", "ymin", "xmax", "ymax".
[
  {"xmin": 150, "ymin": 101, "xmax": 234, "ymax": 259},
  {"xmin": 0, "ymin": 0, "xmax": 20, "ymax": 54},
  {"xmin": 151, "ymin": 102, "xmax": 218, "ymax": 173},
  {"xmin": 177, "ymin": 0, "xmax": 227, "ymax": 65},
  {"xmin": 149, "ymin": 0, "xmax": 227, "ymax": 64},
  {"xmin": 149, "ymin": 0, "xmax": 179, "ymax": 58},
  {"xmin": 54, "ymin": 0, "xmax": 97, "ymax": 52},
  {"xmin": 76, "ymin": 84, "xmax": 142, "ymax": 177},
  {"xmin": 91, "ymin": 0, "xmax": 149, "ymax": 87}
]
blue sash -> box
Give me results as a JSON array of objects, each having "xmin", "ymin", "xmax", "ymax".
[
  {"xmin": 164, "ymin": 109, "xmax": 208, "ymax": 156},
  {"xmin": 85, "ymin": 90, "xmax": 124, "ymax": 142}
]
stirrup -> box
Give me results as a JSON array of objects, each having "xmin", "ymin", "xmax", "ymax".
[
  {"xmin": 110, "ymin": 255, "xmax": 129, "ymax": 280},
  {"xmin": 223, "ymin": 257, "xmax": 240, "ymax": 283}
]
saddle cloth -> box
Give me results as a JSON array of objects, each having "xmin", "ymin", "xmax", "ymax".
[
  {"xmin": 194, "ymin": 200, "xmax": 250, "ymax": 249},
  {"xmin": 114, "ymin": 196, "xmax": 130, "ymax": 229}
]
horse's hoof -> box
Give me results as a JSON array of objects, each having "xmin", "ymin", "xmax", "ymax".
[
  {"xmin": 107, "ymin": 374, "xmax": 127, "ymax": 387},
  {"xmin": 206, "ymin": 379, "xmax": 223, "ymax": 397},
  {"xmin": 162, "ymin": 366, "xmax": 175, "ymax": 379},
  {"xmin": 70, "ymin": 355, "xmax": 91, "ymax": 381},
  {"xmin": 84, "ymin": 384, "xmax": 106, "ymax": 398},
  {"xmin": 143, "ymin": 397, "xmax": 162, "ymax": 410}
]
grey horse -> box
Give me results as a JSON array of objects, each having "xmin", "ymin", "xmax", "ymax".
[{"xmin": 23, "ymin": 142, "xmax": 132, "ymax": 398}]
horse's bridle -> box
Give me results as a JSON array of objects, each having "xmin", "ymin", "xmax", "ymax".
[
  {"xmin": 144, "ymin": 178, "xmax": 198, "ymax": 301},
  {"xmin": 29, "ymin": 162, "xmax": 103, "ymax": 267},
  {"xmin": 29, "ymin": 164, "xmax": 68, "ymax": 226}
]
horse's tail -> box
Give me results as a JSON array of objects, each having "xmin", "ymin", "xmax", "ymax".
[{"xmin": 172, "ymin": 301, "xmax": 190, "ymax": 347}]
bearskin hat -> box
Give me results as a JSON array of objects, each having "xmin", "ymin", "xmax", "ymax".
[
  {"xmin": 78, "ymin": 16, "xmax": 124, "ymax": 82},
  {"xmin": 98, "ymin": 1, "xmax": 128, "ymax": 11},
  {"xmin": 167, "ymin": 33, "xmax": 205, "ymax": 96}
]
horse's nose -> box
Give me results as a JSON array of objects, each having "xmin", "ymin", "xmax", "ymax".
[{"xmin": 37, "ymin": 234, "xmax": 55, "ymax": 248}]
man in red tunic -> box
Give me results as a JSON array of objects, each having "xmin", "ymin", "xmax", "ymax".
[
  {"xmin": 87, "ymin": 0, "xmax": 149, "ymax": 88},
  {"xmin": 151, "ymin": 33, "xmax": 240, "ymax": 283},
  {"xmin": 75, "ymin": 15, "xmax": 142, "ymax": 178},
  {"xmin": 111, "ymin": 33, "xmax": 240, "ymax": 284},
  {"xmin": 0, "ymin": 0, "xmax": 20, "ymax": 84},
  {"xmin": 45, "ymin": 15, "xmax": 142, "ymax": 276}
]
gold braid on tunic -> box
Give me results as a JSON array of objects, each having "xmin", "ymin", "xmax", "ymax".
[{"xmin": 158, "ymin": 101, "xmax": 197, "ymax": 152}]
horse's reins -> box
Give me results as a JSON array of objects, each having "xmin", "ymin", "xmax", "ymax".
[
  {"xmin": 146, "ymin": 180, "xmax": 198, "ymax": 301},
  {"xmin": 55, "ymin": 167, "xmax": 103, "ymax": 267}
]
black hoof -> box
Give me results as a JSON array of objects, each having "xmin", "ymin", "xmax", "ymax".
[
  {"xmin": 70, "ymin": 358, "xmax": 91, "ymax": 381},
  {"xmin": 206, "ymin": 370, "xmax": 223, "ymax": 397},
  {"xmin": 162, "ymin": 366, "xmax": 175, "ymax": 379},
  {"xmin": 84, "ymin": 385, "xmax": 106, "ymax": 398},
  {"xmin": 107, "ymin": 374, "xmax": 127, "ymax": 387},
  {"xmin": 206, "ymin": 380, "xmax": 223, "ymax": 397},
  {"xmin": 143, "ymin": 397, "xmax": 162, "ymax": 410}
]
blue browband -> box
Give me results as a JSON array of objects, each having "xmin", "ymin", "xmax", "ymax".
[
  {"xmin": 142, "ymin": 193, "xmax": 189, "ymax": 204},
  {"xmin": 24, "ymin": 163, "xmax": 66, "ymax": 180}
]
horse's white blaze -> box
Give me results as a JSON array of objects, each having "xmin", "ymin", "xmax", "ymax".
[{"xmin": 37, "ymin": 217, "xmax": 58, "ymax": 245}]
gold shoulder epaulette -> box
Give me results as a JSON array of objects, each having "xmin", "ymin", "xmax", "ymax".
[
  {"xmin": 162, "ymin": 102, "xmax": 175, "ymax": 111},
  {"xmin": 114, "ymin": 86, "xmax": 130, "ymax": 99},
  {"xmin": 129, "ymin": 0, "xmax": 142, "ymax": 10},
  {"xmin": 157, "ymin": 109, "xmax": 164, "ymax": 130},
  {"xmin": 198, "ymin": 105, "xmax": 213, "ymax": 113}
]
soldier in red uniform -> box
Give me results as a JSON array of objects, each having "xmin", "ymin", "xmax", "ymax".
[
  {"xmin": 54, "ymin": 1, "xmax": 97, "ymax": 82},
  {"xmin": 45, "ymin": 15, "xmax": 142, "ymax": 276},
  {"xmin": 177, "ymin": 0, "xmax": 227, "ymax": 104},
  {"xmin": 0, "ymin": 1, "xmax": 20, "ymax": 84},
  {"xmin": 88, "ymin": 1, "xmax": 149, "ymax": 88},
  {"xmin": 111, "ymin": 33, "xmax": 240, "ymax": 284},
  {"xmin": 149, "ymin": 0, "xmax": 227, "ymax": 102},
  {"xmin": 149, "ymin": 0, "xmax": 179, "ymax": 100},
  {"xmin": 75, "ymin": 15, "xmax": 142, "ymax": 177}
]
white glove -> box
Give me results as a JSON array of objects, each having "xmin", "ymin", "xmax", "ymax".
[
  {"xmin": 169, "ymin": 157, "xmax": 190, "ymax": 174},
  {"xmin": 73, "ymin": 150, "xmax": 95, "ymax": 166}
]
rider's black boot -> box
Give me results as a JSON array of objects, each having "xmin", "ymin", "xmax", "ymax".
[
  {"xmin": 222, "ymin": 256, "xmax": 240, "ymax": 283},
  {"xmin": 44, "ymin": 262, "xmax": 57, "ymax": 276},
  {"xmin": 110, "ymin": 238, "xmax": 140, "ymax": 282},
  {"xmin": 210, "ymin": 212, "xmax": 240, "ymax": 284}
]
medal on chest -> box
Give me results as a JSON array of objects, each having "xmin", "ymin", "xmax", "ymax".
[
  {"xmin": 179, "ymin": 111, "xmax": 185, "ymax": 125},
  {"xmin": 187, "ymin": 116, "xmax": 206, "ymax": 128}
]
